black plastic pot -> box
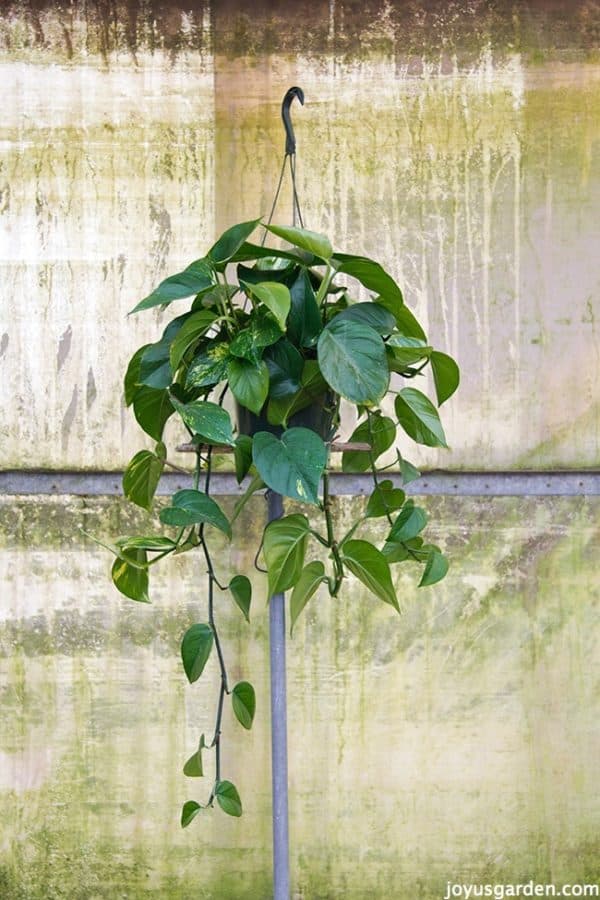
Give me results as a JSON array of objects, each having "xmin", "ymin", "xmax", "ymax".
[{"xmin": 236, "ymin": 394, "xmax": 336, "ymax": 440}]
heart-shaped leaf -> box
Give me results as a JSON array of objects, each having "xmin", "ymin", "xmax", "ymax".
[
  {"xmin": 317, "ymin": 319, "xmax": 389, "ymax": 405},
  {"xmin": 265, "ymin": 223, "xmax": 332, "ymax": 261},
  {"xmin": 131, "ymin": 260, "xmax": 213, "ymax": 313},
  {"xmin": 334, "ymin": 302, "xmax": 396, "ymax": 335},
  {"xmin": 233, "ymin": 435, "xmax": 253, "ymax": 484},
  {"xmin": 181, "ymin": 623, "xmax": 213, "ymax": 684},
  {"xmin": 332, "ymin": 253, "xmax": 404, "ymax": 308},
  {"xmin": 183, "ymin": 734, "xmax": 206, "ymax": 777},
  {"xmin": 132, "ymin": 386, "xmax": 174, "ymax": 442},
  {"xmin": 365, "ymin": 480, "xmax": 406, "ymax": 518},
  {"xmin": 419, "ymin": 549, "xmax": 449, "ymax": 587},
  {"xmin": 342, "ymin": 416, "xmax": 396, "ymax": 473},
  {"xmin": 252, "ymin": 428, "xmax": 327, "ymax": 505},
  {"xmin": 231, "ymin": 681, "xmax": 256, "ymax": 730},
  {"xmin": 117, "ymin": 535, "xmax": 176, "ymax": 553},
  {"xmin": 263, "ymin": 514, "xmax": 310, "ymax": 597},
  {"xmin": 388, "ymin": 501, "xmax": 428, "ymax": 542},
  {"xmin": 169, "ymin": 310, "xmax": 217, "ymax": 370},
  {"xmin": 159, "ymin": 489, "xmax": 231, "ymax": 538},
  {"xmin": 430, "ymin": 350, "xmax": 460, "ymax": 405},
  {"xmin": 215, "ymin": 780, "xmax": 242, "ymax": 817},
  {"xmin": 122, "ymin": 447, "xmax": 165, "ymax": 511},
  {"xmin": 111, "ymin": 549, "xmax": 149, "ymax": 603},
  {"xmin": 242, "ymin": 281, "xmax": 291, "ymax": 331},
  {"xmin": 181, "ymin": 800, "xmax": 204, "ymax": 827},
  {"xmin": 341, "ymin": 540, "xmax": 399, "ymax": 612},
  {"xmin": 395, "ymin": 388, "xmax": 448, "ymax": 448},
  {"xmin": 264, "ymin": 339, "xmax": 303, "ymax": 399},
  {"xmin": 208, "ymin": 218, "xmax": 262, "ymax": 266},
  {"xmin": 288, "ymin": 269, "xmax": 322, "ymax": 347},
  {"xmin": 290, "ymin": 561, "xmax": 326, "ymax": 634},
  {"xmin": 228, "ymin": 358, "xmax": 269, "ymax": 415},
  {"xmin": 170, "ymin": 397, "xmax": 234, "ymax": 445},
  {"xmin": 186, "ymin": 344, "xmax": 230, "ymax": 389},
  {"xmin": 124, "ymin": 344, "xmax": 150, "ymax": 405},
  {"xmin": 229, "ymin": 575, "xmax": 251, "ymax": 622}
]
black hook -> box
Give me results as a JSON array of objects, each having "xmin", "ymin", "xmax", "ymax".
[{"xmin": 281, "ymin": 86, "xmax": 304, "ymax": 156}]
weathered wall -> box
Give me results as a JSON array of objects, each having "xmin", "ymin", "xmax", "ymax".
[
  {"xmin": 1, "ymin": 3, "xmax": 599, "ymax": 899},
  {"xmin": 1, "ymin": 1, "xmax": 599, "ymax": 468},
  {"xmin": 0, "ymin": 494, "xmax": 599, "ymax": 898}
]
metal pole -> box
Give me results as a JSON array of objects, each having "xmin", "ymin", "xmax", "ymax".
[{"xmin": 267, "ymin": 489, "xmax": 290, "ymax": 900}]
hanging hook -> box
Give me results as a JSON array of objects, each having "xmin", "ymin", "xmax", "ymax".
[{"xmin": 281, "ymin": 86, "xmax": 304, "ymax": 156}]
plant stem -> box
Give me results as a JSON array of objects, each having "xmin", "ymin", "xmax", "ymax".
[
  {"xmin": 194, "ymin": 443, "xmax": 229, "ymax": 792},
  {"xmin": 322, "ymin": 470, "xmax": 344, "ymax": 595},
  {"xmin": 366, "ymin": 410, "xmax": 394, "ymax": 527}
]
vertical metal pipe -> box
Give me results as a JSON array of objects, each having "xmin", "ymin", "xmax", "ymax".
[{"xmin": 267, "ymin": 489, "xmax": 290, "ymax": 900}]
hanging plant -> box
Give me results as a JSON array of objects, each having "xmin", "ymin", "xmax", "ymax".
[{"xmin": 97, "ymin": 216, "xmax": 459, "ymax": 826}]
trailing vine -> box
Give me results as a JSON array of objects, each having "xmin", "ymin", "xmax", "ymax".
[{"xmin": 95, "ymin": 217, "xmax": 460, "ymax": 827}]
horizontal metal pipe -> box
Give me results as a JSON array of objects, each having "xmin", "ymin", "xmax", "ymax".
[{"xmin": 0, "ymin": 470, "xmax": 598, "ymax": 497}]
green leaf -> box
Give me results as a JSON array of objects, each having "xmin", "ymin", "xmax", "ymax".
[
  {"xmin": 132, "ymin": 386, "xmax": 174, "ymax": 442},
  {"xmin": 231, "ymin": 681, "xmax": 256, "ymax": 730},
  {"xmin": 208, "ymin": 218, "xmax": 262, "ymax": 265},
  {"xmin": 159, "ymin": 489, "xmax": 231, "ymax": 538},
  {"xmin": 317, "ymin": 319, "xmax": 389, "ymax": 405},
  {"xmin": 229, "ymin": 575, "xmax": 251, "ymax": 622},
  {"xmin": 419, "ymin": 549, "xmax": 449, "ymax": 587},
  {"xmin": 229, "ymin": 241, "xmax": 303, "ymax": 265},
  {"xmin": 395, "ymin": 388, "xmax": 448, "ymax": 448},
  {"xmin": 388, "ymin": 501, "xmax": 428, "ymax": 542},
  {"xmin": 233, "ymin": 435, "xmax": 253, "ymax": 484},
  {"xmin": 264, "ymin": 339, "xmax": 303, "ymax": 399},
  {"xmin": 170, "ymin": 397, "xmax": 234, "ymax": 445},
  {"xmin": 229, "ymin": 312, "xmax": 282, "ymax": 362},
  {"xmin": 130, "ymin": 260, "xmax": 213, "ymax": 314},
  {"xmin": 215, "ymin": 780, "xmax": 242, "ymax": 817},
  {"xmin": 266, "ymin": 360, "xmax": 329, "ymax": 427},
  {"xmin": 397, "ymin": 450, "xmax": 421, "ymax": 485},
  {"xmin": 124, "ymin": 344, "xmax": 150, "ymax": 406},
  {"xmin": 242, "ymin": 281, "xmax": 291, "ymax": 331},
  {"xmin": 341, "ymin": 540, "xmax": 399, "ymax": 612},
  {"xmin": 381, "ymin": 541, "xmax": 410, "ymax": 563},
  {"xmin": 183, "ymin": 735, "xmax": 206, "ymax": 777},
  {"xmin": 228, "ymin": 358, "xmax": 269, "ymax": 415},
  {"xmin": 186, "ymin": 343, "xmax": 230, "ymax": 389},
  {"xmin": 391, "ymin": 304, "xmax": 427, "ymax": 341},
  {"xmin": 231, "ymin": 473, "xmax": 265, "ymax": 525},
  {"xmin": 341, "ymin": 415, "xmax": 396, "ymax": 473},
  {"xmin": 332, "ymin": 253, "xmax": 404, "ymax": 308},
  {"xmin": 430, "ymin": 350, "xmax": 460, "ymax": 405},
  {"xmin": 334, "ymin": 302, "xmax": 396, "ymax": 335},
  {"xmin": 111, "ymin": 549, "xmax": 150, "ymax": 603},
  {"xmin": 117, "ymin": 535, "xmax": 177, "ymax": 553},
  {"xmin": 265, "ymin": 223, "xmax": 332, "ymax": 261},
  {"xmin": 387, "ymin": 335, "xmax": 432, "ymax": 369},
  {"xmin": 252, "ymin": 428, "xmax": 327, "ymax": 505},
  {"xmin": 237, "ymin": 261, "xmax": 293, "ymax": 285},
  {"xmin": 181, "ymin": 800, "xmax": 203, "ymax": 827},
  {"xmin": 181, "ymin": 623, "xmax": 213, "ymax": 684},
  {"xmin": 290, "ymin": 561, "xmax": 325, "ymax": 634},
  {"xmin": 365, "ymin": 480, "xmax": 406, "ymax": 518},
  {"xmin": 288, "ymin": 269, "xmax": 322, "ymax": 347},
  {"xmin": 169, "ymin": 311, "xmax": 217, "ymax": 370},
  {"xmin": 122, "ymin": 448, "xmax": 165, "ymax": 511},
  {"xmin": 138, "ymin": 339, "xmax": 172, "ymax": 389},
  {"xmin": 263, "ymin": 514, "xmax": 310, "ymax": 597}
]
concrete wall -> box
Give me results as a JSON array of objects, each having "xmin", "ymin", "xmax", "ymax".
[{"xmin": 1, "ymin": 3, "xmax": 599, "ymax": 898}]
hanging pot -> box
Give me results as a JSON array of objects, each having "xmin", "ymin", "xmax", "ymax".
[{"xmin": 235, "ymin": 393, "xmax": 336, "ymax": 441}]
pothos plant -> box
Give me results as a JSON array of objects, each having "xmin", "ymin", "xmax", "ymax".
[{"xmin": 101, "ymin": 217, "xmax": 459, "ymax": 828}]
